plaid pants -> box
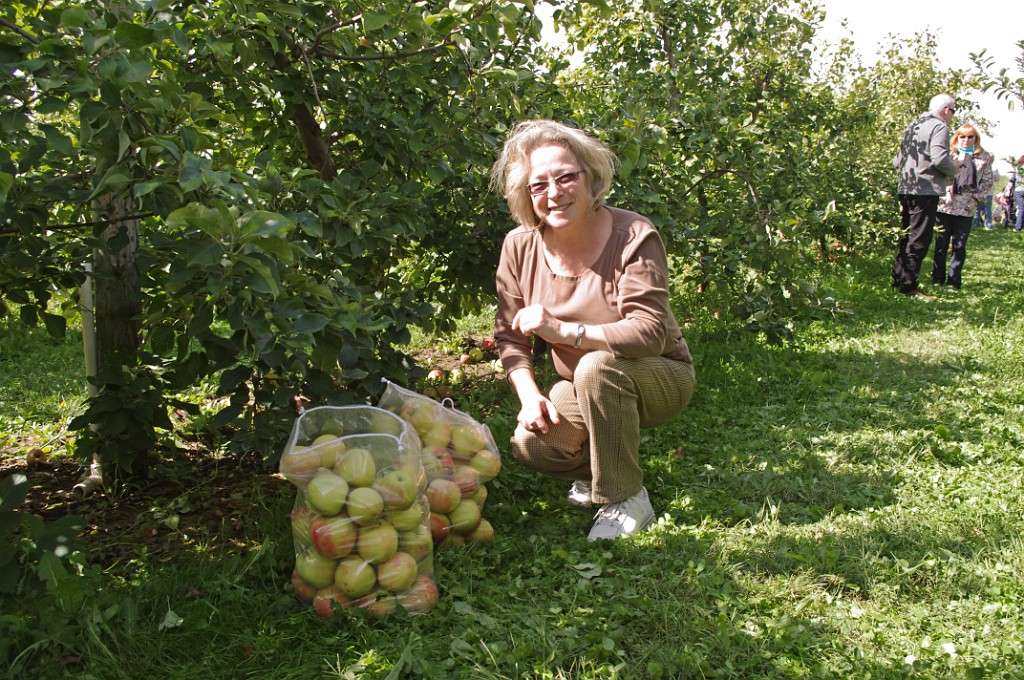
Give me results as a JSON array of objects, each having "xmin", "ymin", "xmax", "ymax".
[{"xmin": 510, "ymin": 351, "xmax": 696, "ymax": 504}]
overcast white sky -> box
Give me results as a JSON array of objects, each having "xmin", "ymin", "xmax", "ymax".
[
  {"xmin": 813, "ymin": 0, "xmax": 1022, "ymax": 173},
  {"xmin": 539, "ymin": 1, "xmax": 1023, "ymax": 172}
]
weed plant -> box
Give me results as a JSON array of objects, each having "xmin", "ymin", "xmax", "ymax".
[{"xmin": 2, "ymin": 232, "xmax": 1024, "ymax": 678}]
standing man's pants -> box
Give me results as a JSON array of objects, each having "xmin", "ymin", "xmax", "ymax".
[{"xmin": 893, "ymin": 194, "xmax": 940, "ymax": 293}]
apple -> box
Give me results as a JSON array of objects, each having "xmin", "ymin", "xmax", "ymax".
[
  {"xmin": 469, "ymin": 483, "xmax": 488, "ymax": 507},
  {"xmin": 345, "ymin": 486, "xmax": 384, "ymax": 526},
  {"xmin": 398, "ymin": 525, "xmax": 433, "ymax": 562},
  {"xmin": 449, "ymin": 368, "xmax": 466, "ymax": 385},
  {"xmin": 396, "ymin": 460, "xmax": 428, "ymax": 494},
  {"xmin": 459, "ymin": 353, "xmax": 473, "ymax": 364},
  {"xmin": 290, "ymin": 503, "xmax": 314, "ymax": 549},
  {"xmin": 466, "ymin": 517, "xmax": 494, "ymax": 543},
  {"xmin": 365, "ymin": 591, "xmax": 398, "ymax": 617},
  {"xmin": 480, "ymin": 337, "xmax": 496, "ymax": 351},
  {"xmin": 439, "ymin": 533, "xmax": 465, "ymax": 551},
  {"xmin": 420, "ymin": 420, "xmax": 452, "ymax": 449},
  {"xmin": 374, "ymin": 469, "xmax": 419, "ymax": 511},
  {"xmin": 311, "ymin": 513, "xmax": 358, "ymax": 559},
  {"xmin": 313, "ymin": 586, "xmax": 352, "ymax": 619},
  {"xmin": 357, "ymin": 522, "xmax": 398, "ymax": 564},
  {"xmin": 295, "ymin": 549, "xmax": 338, "ymax": 589},
  {"xmin": 334, "ymin": 555, "xmax": 377, "ymax": 598},
  {"xmin": 468, "ymin": 347, "xmax": 484, "ymax": 362},
  {"xmin": 312, "ymin": 433, "xmax": 347, "ymax": 469},
  {"xmin": 468, "ymin": 449, "xmax": 501, "ymax": 482},
  {"xmin": 416, "ymin": 553, "xmax": 434, "ymax": 577},
  {"xmin": 385, "ymin": 499, "xmax": 426, "ymax": 532},
  {"xmin": 422, "ymin": 386, "xmax": 439, "ymax": 399},
  {"xmin": 491, "ymin": 359, "xmax": 505, "ymax": 375},
  {"xmin": 333, "ymin": 447, "xmax": 376, "ymax": 487},
  {"xmin": 401, "ymin": 575, "xmax": 439, "ymax": 613},
  {"xmin": 426, "ymin": 368, "xmax": 445, "ymax": 382},
  {"xmin": 368, "ymin": 409, "xmax": 404, "ymax": 436},
  {"xmin": 449, "ymin": 498, "xmax": 481, "ymax": 534},
  {"xmin": 400, "ymin": 399, "xmax": 437, "ymax": 435},
  {"xmin": 306, "ymin": 470, "xmax": 350, "ymax": 516},
  {"xmin": 429, "ymin": 512, "xmax": 451, "ymax": 544},
  {"xmin": 426, "ymin": 478, "xmax": 462, "ymax": 514},
  {"xmin": 450, "ymin": 424, "xmax": 486, "ymax": 459},
  {"xmin": 279, "ymin": 445, "xmax": 323, "ymax": 486},
  {"xmin": 376, "ymin": 551, "xmax": 418, "ymax": 592},
  {"xmin": 451, "ymin": 465, "xmax": 480, "ymax": 497},
  {"xmin": 291, "ymin": 569, "xmax": 317, "ymax": 604},
  {"xmin": 421, "ymin": 446, "xmax": 454, "ymax": 480}
]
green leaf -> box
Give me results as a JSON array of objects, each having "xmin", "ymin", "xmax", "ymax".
[{"xmin": 362, "ymin": 11, "xmax": 387, "ymax": 32}]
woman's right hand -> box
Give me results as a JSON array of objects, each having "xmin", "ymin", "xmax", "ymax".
[{"xmin": 516, "ymin": 392, "xmax": 560, "ymax": 435}]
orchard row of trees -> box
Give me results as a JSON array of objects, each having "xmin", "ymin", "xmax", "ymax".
[{"xmin": 0, "ymin": 0, "xmax": 1018, "ymax": 486}]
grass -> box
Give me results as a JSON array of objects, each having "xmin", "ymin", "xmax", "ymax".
[{"xmin": 3, "ymin": 229, "xmax": 1024, "ymax": 678}]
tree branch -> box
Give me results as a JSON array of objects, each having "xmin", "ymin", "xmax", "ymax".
[{"xmin": 0, "ymin": 17, "xmax": 40, "ymax": 45}]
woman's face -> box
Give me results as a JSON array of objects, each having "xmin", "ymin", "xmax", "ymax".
[
  {"xmin": 957, "ymin": 130, "xmax": 976, "ymax": 148},
  {"xmin": 527, "ymin": 143, "xmax": 589, "ymax": 231}
]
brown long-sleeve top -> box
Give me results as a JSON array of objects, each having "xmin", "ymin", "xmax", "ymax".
[{"xmin": 495, "ymin": 206, "xmax": 693, "ymax": 382}]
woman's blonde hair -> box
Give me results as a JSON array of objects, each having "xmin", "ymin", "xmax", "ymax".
[
  {"xmin": 953, "ymin": 124, "xmax": 985, "ymax": 154},
  {"xmin": 489, "ymin": 119, "xmax": 617, "ymax": 228}
]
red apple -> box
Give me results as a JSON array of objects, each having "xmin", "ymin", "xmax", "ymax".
[
  {"xmin": 429, "ymin": 512, "xmax": 451, "ymax": 544},
  {"xmin": 468, "ymin": 449, "xmax": 501, "ymax": 482},
  {"xmin": 449, "ymin": 498, "xmax": 481, "ymax": 534},
  {"xmin": 310, "ymin": 513, "xmax": 357, "ymax": 559},
  {"xmin": 466, "ymin": 517, "xmax": 494, "ymax": 543},
  {"xmin": 374, "ymin": 468, "xmax": 419, "ymax": 511},
  {"xmin": 291, "ymin": 569, "xmax": 317, "ymax": 604},
  {"xmin": 333, "ymin": 447, "xmax": 376, "ymax": 487},
  {"xmin": 306, "ymin": 470, "xmax": 350, "ymax": 516},
  {"xmin": 421, "ymin": 446, "xmax": 455, "ymax": 480},
  {"xmin": 376, "ymin": 551, "xmax": 418, "ymax": 592},
  {"xmin": 334, "ymin": 556, "xmax": 377, "ymax": 598},
  {"xmin": 401, "ymin": 575, "xmax": 439, "ymax": 613},
  {"xmin": 426, "ymin": 368, "xmax": 445, "ymax": 382},
  {"xmin": 345, "ymin": 486, "xmax": 384, "ymax": 526},
  {"xmin": 357, "ymin": 522, "xmax": 398, "ymax": 564},
  {"xmin": 480, "ymin": 337, "xmax": 496, "ymax": 351},
  {"xmin": 295, "ymin": 550, "xmax": 338, "ymax": 589},
  {"xmin": 427, "ymin": 478, "xmax": 462, "ymax": 514},
  {"xmin": 313, "ymin": 586, "xmax": 352, "ymax": 619},
  {"xmin": 451, "ymin": 465, "xmax": 480, "ymax": 497}
]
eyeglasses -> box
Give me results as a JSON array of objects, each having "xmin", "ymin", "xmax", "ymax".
[
  {"xmin": 960, "ymin": 134, "xmax": 976, "ymax": 139},
  {"xmin": 528, "ymin": 170, "xmax": 585, "ymax": 196}
]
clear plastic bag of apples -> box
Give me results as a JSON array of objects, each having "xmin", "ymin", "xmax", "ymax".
[
  {"xmin": 279, "ymin": 405, "xmax": 438, "ymax": 618},
  {"xmin": 377, "ymin": 379, "xmax": 500, "ymax": 551}
]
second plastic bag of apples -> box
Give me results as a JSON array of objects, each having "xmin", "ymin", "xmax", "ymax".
[{"xmin": 378, "ymin": 379, "xmax": 501, "ymax": 551}]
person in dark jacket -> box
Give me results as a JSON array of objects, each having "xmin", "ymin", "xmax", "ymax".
[{"xmin": 892, "ymin": 94, "xmax": 958, "ymax": 300}]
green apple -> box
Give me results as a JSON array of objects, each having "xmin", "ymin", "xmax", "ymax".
[
  {"xmin": 426, "ymin": 478, "xmax": 462, "ymax": 514},
  {"xmin": 368, "ymin": 409, "xmax": 404, "ymax": 437},
  {"xmin": 306, "ymin": 470, "xmax": 349, "ymax": 516},
  {"xmin": 448, "ymin": 498, "xmax": 481, "ymax": 534},
  {"xmin": 420, "ymin": 421, "xmax": 451, "ymax": 449},
  {"xmin": 468, "ymin": 347, "xmax": 484, "ymax": 362},
  {"xmin": 469, "ymin": 483, "xmax": 488, "ymax": 507},
  {"xmin": 374, "ymin": 469, "xmax": 419, "ymax": 511},
  {"xmin": 345, "ymin": 486, "xmax": 384, "ymax": 526},
  {"xmin": 385, "ymin": 500, "xmax": 426, "ymax": 532},
  {"xmin": 468, "ymin": 449, "xmax": 501, "ymax": 482},
  {"xmin": 295, "ymin": 549, "xmax": 338, "ymax": 589},
  {"xmin": 450, "ymin": 424, "xmax": 486, "ymax": 459},
  {"xmin": 279, "ymin": 445, "xmax": 323, "ymax": 487},
  {"xmin": 398, "ymin": 525, "xmax": 433, "ymax": 562},
  {"xmin": 311, "ymin": 513, "xmax": 358, "ymax": 559},
  {"xmin": 312, "ymin": 433, "xmax": 347, "ymax": 469},
  {"xmin": 400, "ymin": 399, "xmax": 438, "ymax": 435},
  {"xmin": 376, "ymin": 551, "xmax": 418, "ymax": 592},
  {"xmin": 333, "ymin": 447, "xmax": 376, "ymax": 487},
  {"xmin": 290, "ymin": 503, "xmax": 314, "ymax": 549},
  {"xmin": 334, "ymin": 555, "xmax": 376, "ymax": 598},
  {"xmin": 357, "ymin": 522, "xmax": 398, "ymax": 564},
  {"xmin": 466, "ymin": 517, "xmax": 494, "ymax": 543}
]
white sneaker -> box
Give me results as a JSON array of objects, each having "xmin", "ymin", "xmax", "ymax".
[
  {"xmin": 567, "ymin": 480, "xmax": 593, "ymax": 507},
  {"xmin": 587, "ymin": 487, "xmax": 655, "ymax": 541}
]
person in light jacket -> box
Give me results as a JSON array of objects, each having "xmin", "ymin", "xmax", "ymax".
[
  {"xmin": 891, "ymin": 94, "xmax": 958, "ymax": 299},
  {"xmin": 931, "ymin": 124, "xmax": 994, "ymax": 290}
]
